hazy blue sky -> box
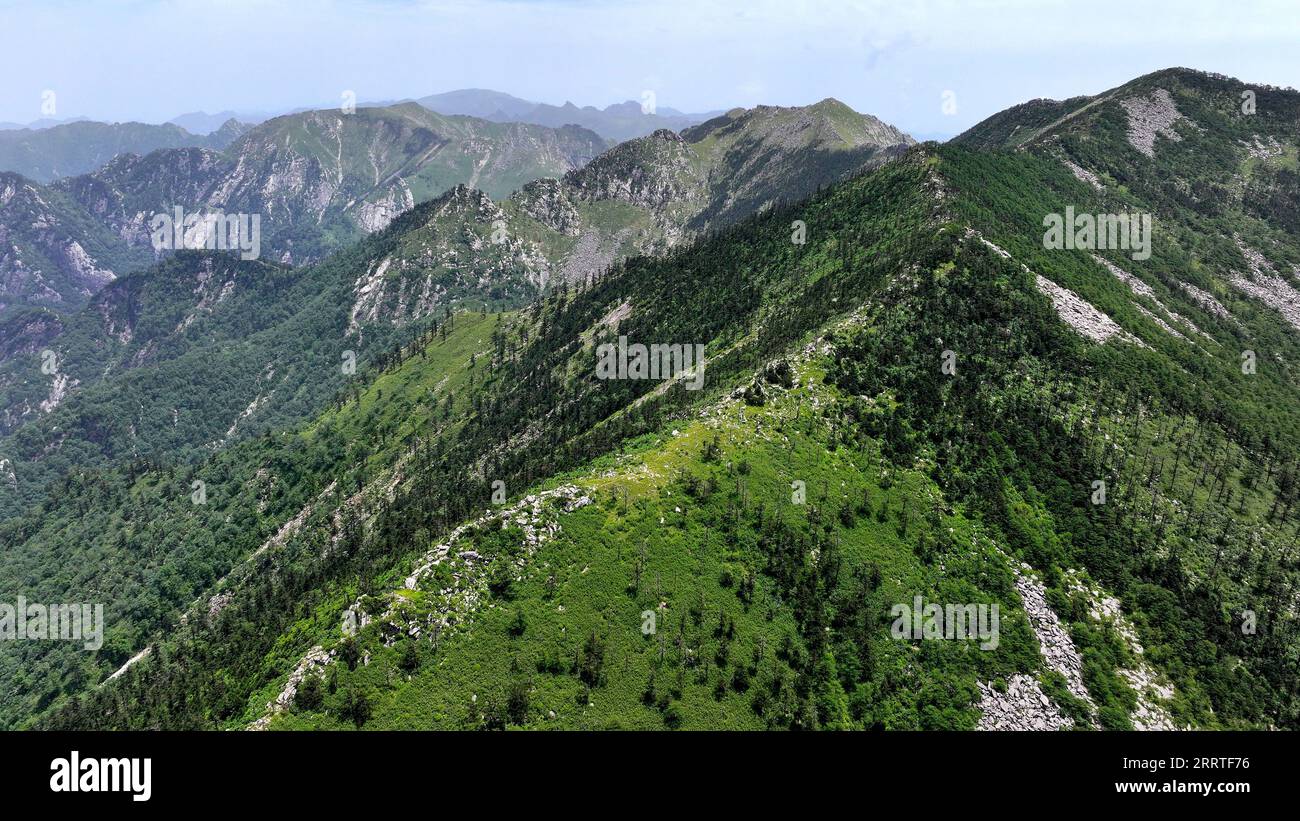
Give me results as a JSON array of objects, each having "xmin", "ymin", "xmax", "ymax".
[{"xmin": 3, "ymin": 0, "xmax": 1298, "ymax": 138}]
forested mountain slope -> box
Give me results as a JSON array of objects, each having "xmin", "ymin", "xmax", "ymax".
[
  {"xmin": 253, "ymin": 133, "xmax": 1299, "ymax": 731},
  {"xmin": 0, "ymin": 212, "xmax": 479, "ymax": 518},
  {"xmin": 0, "ymin": 99, "xmax": 914, "ymax": 514},
  {"xmin": 3, "ymin": 70, "xmax": 1297, "ymax": 732},
  {"xmin": 4, "ymin": 145, "xmax": 940, "ymax": 728}
]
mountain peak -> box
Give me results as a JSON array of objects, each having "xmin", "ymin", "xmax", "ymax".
[
  {"xmin": 809, "ymin": 96, "xmax": 851, "ymax": 111},
  {"xmin": 649, "ymin": 128, "xmax": 686, "ymax": 142},
  {"xmin": 955, "ymin": 66, "xmax": 1300, "ymax": 151},
  {"xmin": 683, "ymin": 98, "xmax": 913, "ymax": 149},
  {"xmin": 1132, "ymin": 66, "xmax": 1242, "ymax": 86}
]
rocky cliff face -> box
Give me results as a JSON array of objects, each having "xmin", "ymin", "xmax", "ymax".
[
  {"xmin": 511, "ymin": 177, "xmax": 580, "ymax": 236},
  {"xmin": 0, "ymin": 171, "xmax": 146, "ymax": 317},
  {"xmin": 44, "ymin": 104, "xmax": 607, "ymax": 268},
  {"xmin": 0, "ymin": 308, "xmax": 63, "ymax": 362},
  {"xmin": 55, "ymin": 148, "xmax": 234, "ymax": 251},
  {"xmin": 341, "ymin": 100, "xmax": 916, "ymax": 326},
  {"xmin": 347, "ymin": 184, "xmax": 556, "ymax": 331},
  {"xmin": 565, "ymin": 129, "xmax": 704, "ymax": 211}
]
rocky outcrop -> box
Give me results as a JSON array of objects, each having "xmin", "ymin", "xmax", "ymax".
[
  {"xmin": 404, "ymin": 485, "xmax": 591, "ymax": 590},
  {"xmin": 0, "ymin": 308, "xmax": 63, "ymax": 362},
  {"xmin": 564, "ymin": 129, "xmax": 702, "ymax": 211},
  {"xmin": 512, "ymin": 178, "xmax": 580, "ymax": 236},
  {"xmin": 1092, "ymin": 254, "xmax": 1208, "ymax": 341},
  {"xmin": 247, "ymin": 646, "xmax": 333, "ymax": 730},
  {"xmin": 556, "ymin": 227, "xmax": 633, "ymax": 285},
  {"xmin": 976, "ymin": 555, "xmax": 1095, "ymax": 731},
  {"xmin": 355, "ymin": 180, "xmax": 415, "ymax": 233},
  {"xmin": 1179, "ymin": 281, "xmax": 1233, "ymax": 321},
  {"xmin": 1063, "ymin": 157, "xmax": 1103, "ymax": 190},
  {"xmin": 1134, "ymin": 303, "xmax": 1186, "ymax": 340},
  {"xmin": 1066, "ymin": 570, "xmax": 1181, "ymax": 731},
  {"xmin": 960, "ymin": 229, "xmax": 1141, "ymax": 348},
  {"xmin": 1035, "ymin": 273, "xmax": 1142, "ymax": 346},
  {"xmin": 249, "ymin": 484, "xmax": 592, "ymax": 729},
  {"xmin": 1239, "ymin": 135, "xmax": 1284, "ymax": 160},
  {"xmin": 1120, "ymin": 88, "xmax": 1189, "ymax": 157},
  {"xmin": 38, "ymin": 371, "xmax": 74, "ymax": 413},
  {"xmin": 1013, "ymin": 562, "xmax": 1096, "ymax": 712},
  {"xmin": 106, "ymin": 646, "xmax": 153, "ymax": 683},
  {"xmin": 1230, "ymin": 237, "xmax": 1300, "ymax": 331},
  {"xmin": 976, "ymin": 674, "xmax": 1072, "ymax": 731}
]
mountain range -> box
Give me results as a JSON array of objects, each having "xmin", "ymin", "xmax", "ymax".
[
  {"xmin": 0, "ymin": 117, "xmax": 94, "ymax": 131},
  {"xmin": 0, "ymin": 97, "xmax": 906, "ymax": 327},
  {"xmin": 168, "ymin": 111, "xmax": 277, "ymax": 135},
  {"xmin": 0, "ymin": 104, "xmax": 615, "ymax": 319},
  {"xmin": 0, "ymin": 96, "xmax": 910, "ymax": 516},
  {"xmin": 0, "ymin": 68, "xmax": 1297, "ymax": 734},
  {"xmin": 0, "ymin": 119, "xmax": 251, "ymax": 184},
  {"xmin": 0, "ymin": 86, "xmax": 722, "ymax": 176},
  {"xmin": 416, "ymin": 88, "xmax": 724, "ymax": 142}
]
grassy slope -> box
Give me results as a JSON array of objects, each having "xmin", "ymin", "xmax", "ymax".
[{"xmin": 269, "ymin": 341, "xmax": 1039, "ymax": 730}]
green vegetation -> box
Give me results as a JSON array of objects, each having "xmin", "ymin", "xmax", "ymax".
[{"xmin": 2, "ymin": 69, "xmax": 1298, "ymax": 732}]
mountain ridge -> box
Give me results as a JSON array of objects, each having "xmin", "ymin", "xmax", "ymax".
[
  {"xmin": 4, "ymin": 70, "xmax": 1298, "ymax": 733},
  {"xmin": 416, "ymin": 88, "xmax": 724, "ymax": 142},
  {"xmin": 0, "ymin": 119, "xmax": 247, "ymax": 184}
]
